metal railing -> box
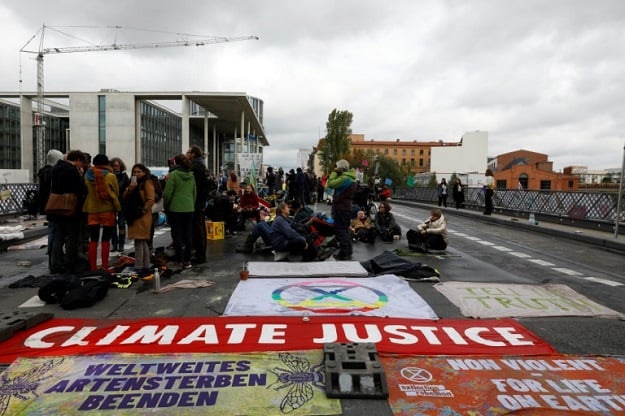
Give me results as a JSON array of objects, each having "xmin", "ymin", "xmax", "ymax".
[
  {"xmin": 394, "ymin": 186, "xmax": 625, "ymax": 231},
  {"xmin": 0, "ymin": 183, "xmax": 39, "ymax": 219}
]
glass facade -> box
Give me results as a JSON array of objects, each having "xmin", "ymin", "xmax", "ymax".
[
  {"xmin": 0, "ymin": 103, "xmax": 21, "ymax": 169},
  {"xmin": 0, "ymin": 101, "xmax": 68, "ymax": 170},
  {"xmin": 140, "ymin": 101, "xmax": 182, "ymax": 167}
]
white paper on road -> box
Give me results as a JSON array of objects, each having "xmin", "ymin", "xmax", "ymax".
[
  {"xmin": 435, "ymin": 281, "xmax": 625, "ymax": 319},
  {"xmin": 224, "ymin": 274, "xmax": 438, "ymax": 319},
  {"xmin": 247, "ymin": 260, "xmax": 369, "ymax": 277}
]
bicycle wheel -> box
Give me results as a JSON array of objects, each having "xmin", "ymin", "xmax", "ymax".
[{"xmin": 368, "ymin": 202, "xmax": 377, "ymax": 220}]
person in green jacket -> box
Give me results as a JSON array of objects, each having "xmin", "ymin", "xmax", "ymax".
[
  {"xmin": 163, "ymin": 154, "xmax": 196, "ymax": 269},
  {"xmin": 325, "ymin": 159, "xmax": 357, "ymax": 260}
]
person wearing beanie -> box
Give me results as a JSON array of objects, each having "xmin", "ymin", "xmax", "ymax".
[
  {"xmin": 325, "ymin": 159, "xmax": 357, "ymax": 260},
  {"xmin": 37, "ymin": 149, "xmax": 65, "ymax": 267},
  {"xmin": 82, "ymin": 154, "xmax": 121, "ymax": 271}
]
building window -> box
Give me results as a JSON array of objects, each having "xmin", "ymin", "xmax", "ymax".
[
  {"xmin": 410, "ymin": 158, "xmax": 415, "ymax": 166},
  {"xmin": 419, "ymin": 158, "xmax": 423, "ymax": 167},
  {"xmin": 496, "ymin": 180, "xmax": 506, "ymax": 189},
  {"xmin": 384, "ymin": 149, "xmax": 388, "ymax": 155},
  {"xmin": 401, "ymin": 149, "xmax": 406, "ymax": 156},
  {"xmin": 568, "ymin": 180, "xmax": 574, "ymax": 188},
  {"xmin": 540, "ymin": 180, "xmax": 551, "ymax": 190},
  {"xmin": 401, "ymin": 158, "xmax": 406, "ymax": 165},
  {"xmin": 411, "ymin": 149, "xmax": 415, "ymax": 156},
  {"xmin": 518, "ymin": 173, "xmax": 528, "ymax": 189},
  {"xmin": 393, "ymin": 149, "xmax": 397, "ymax": 155},
  {"xmin": 98, "ymin": 95, "xmax": 106, "ymax": 155},
  {"xmin": 419, "ymin": 149, "xmax": 423, "ymax": 156}
]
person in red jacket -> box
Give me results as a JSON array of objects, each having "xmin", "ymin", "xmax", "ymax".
[
  {"xmin": 378, "ymin": 186, "xmax": 392, "ymax": 201},
  {"xmin": 236, "ymin": 184, "xmax": 260, "ymax": 230}
]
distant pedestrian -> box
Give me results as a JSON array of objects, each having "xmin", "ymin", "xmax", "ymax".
[
  {"xmin": 437, "ymin": 178, "xmax": 448, "ymax": 207},
  {"xmin": 227, "ymin": 171, "xmax": 241, "ymax": 195},
  {"xmin": 483, "ymin": 168, "xmax": 495, "ymax": 215},
  {"xmin": 452, "ymin": 178, "xmax": 465, "ymax": 209}
]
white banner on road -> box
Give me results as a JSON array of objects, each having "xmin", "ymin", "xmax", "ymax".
[
  {"xmin": 224, "ymin": 275, "xmax": 438, "ymax": 319},
  {"xmin": 435, "ymin": 281, "xmax": 625, "ymax": 319},
  {"xmin": 247, "ymin": 261, "xmax": 369, "ymax": 277}
]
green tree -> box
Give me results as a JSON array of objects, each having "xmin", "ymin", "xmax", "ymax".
[
  {"xmin": 428, "ymin": 173, "xmax": 438, "ymax": 188},
  {"xmin": 318, "ymin": 109, "xmax": 353, "ymax": 174}
]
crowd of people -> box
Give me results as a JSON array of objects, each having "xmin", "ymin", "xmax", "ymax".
[{"xmin": 36, "ymin": 150, "xmax": 457, "ymax": 274}]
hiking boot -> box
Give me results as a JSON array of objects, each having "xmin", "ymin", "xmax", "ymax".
[
  {"xmin": 333, "ymin": 252, "xmax": 352, "ymax": 261},
  {"xmin": 235, "ymin": 245, "xmax": 253, "ymax": 253}
]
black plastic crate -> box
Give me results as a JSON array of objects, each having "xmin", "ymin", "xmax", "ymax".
[
  {"xmin": 324, "ymin": 342, "xmax": 388, "ymax": 399},
  {"xmin": 0, "ymin": 311, "xmax": 53, "ymax": 342}
]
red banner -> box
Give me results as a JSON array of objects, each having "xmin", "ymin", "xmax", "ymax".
[
  {"xmin": 382, "ymin": 354, "xmax": 625, "ymax": 415},
  {"xmin": 0, "ymin": 316, "xmax": 553, "ymax": 363}
]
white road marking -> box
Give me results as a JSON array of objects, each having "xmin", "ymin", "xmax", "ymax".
[
  {"xmin": 551, "ymin": 268, "xmax": 584, "ymax": 276},
  {"xmin": 509, "ymin": 252, "xmax": 532, "ymax": 258},
  {"xmin": 492, "ymin": 246, "xmax": 513, "ymax": 252},
  {"xmin": 529, "ymin": 259, "xmax": 555, "ymax": 266},
  {"xmin": 453, "ymin": 228, "xmax": 621, "ymax": 287},
  {"xmin": 583, "ymin": 277, "xmax": 623, "ymax": 287}
]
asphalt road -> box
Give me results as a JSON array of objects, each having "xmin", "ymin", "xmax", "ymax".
[{"xmin": 1, "ymin": 203, "xmax": 624, "ymax": 415}]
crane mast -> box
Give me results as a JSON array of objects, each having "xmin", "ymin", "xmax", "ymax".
[{"xmin": 20, "ymin": 25, "xmax": 258, "ymax": 174}]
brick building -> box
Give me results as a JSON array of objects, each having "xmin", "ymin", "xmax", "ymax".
[{"xmin": 491, "ymin": 149, "xmax": 578, "ymax": 191}]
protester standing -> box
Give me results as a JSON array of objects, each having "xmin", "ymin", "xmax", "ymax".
[
  {"xmin": 163, "ymin": 154, "xmax": 196, "ymax": 269},
  {"xmin": 452, "ymin": 177, "xmax": 465, "ymax": 210},
  {"xmin": 437, "ymin": 178, "xmax": 448, "ymax": 207},
  {"xmin": 187, "ymin": 145, "xmax": 209, "ymax": 263},
  {"xmin": 110, "ymin": 157, "xmax": 130, "ymax": 254},
  {"xmin": 484, "ymin": 168, "xmax": 495, "ymax": 215},
  {"xmin": 83, "ymin": 154, "xmax": 121, "ymax": 271},
  {"xmin": 123, "ymin": 164, "xmax": 154, "ymax": 274},
  {"xmin": 48, "ymin": 150, "xmax": 87, "ymax": 274},
  {"xmin": 325, "ymin": 159, "xmax": 357, "ymax": 260},
  {"xmin": 37, "ymin": 149, "xmax": 64, "ymax": 265}
]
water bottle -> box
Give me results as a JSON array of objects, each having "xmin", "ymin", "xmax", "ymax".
[{"xmin": 153, "ymin": 268, "xmax": 161, "ymax": 293}]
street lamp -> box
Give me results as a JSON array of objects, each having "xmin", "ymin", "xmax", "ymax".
[{"xmin": 374, "ymin": 153, "xmax": 380, "ymax": 176}]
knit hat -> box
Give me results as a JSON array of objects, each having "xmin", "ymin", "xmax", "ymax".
[
  {"xmin": 46, "ymin": 149, "xmax": 64, "ymax": 166},
  {"xmin": 336, "ymin": 159, "xmax": 350, "ymax": 170},
  {"xmin": 93, "ymin": 154, "xmax": 109, "ymax": 166}
]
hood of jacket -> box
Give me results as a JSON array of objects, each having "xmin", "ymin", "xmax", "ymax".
[
  {"xmin": 85, "ymin": 167, "xmax": 112, "ymax": 182},
  {"xmin": 170, "ymin": 166, "xmax": 195, "ymax": 181}
]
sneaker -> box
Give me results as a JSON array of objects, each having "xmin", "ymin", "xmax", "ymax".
[{"xmin": 182, "ymin": 261, "xmax": 192, "ymax": 269}]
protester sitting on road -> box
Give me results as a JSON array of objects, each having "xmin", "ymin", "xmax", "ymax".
[
  {"xmin": 236, "ymin": 184, "xmax": 260, "ymax": 229},
  {"xmin": 270, "ymin": 202, "xmax": 317, "ymax": 261},
  {"xmin": 378, "ymin": 185, "xmax": 392, "ymax": 201},
  {"xmin": 373, "ymin": 201, "xmax": 401, "ymax": 242},
  {"xmin": 235, "ymin": 207, "xmax": 273, "ymax": 253},
  {"xmin": 288, "ymin": 200, "xmax": 314, "ymax": 224},
  {"xmin": 406, "ymin": 208, "xmax": 448, "ymax": 251},
  {"xmin": 351, "ymin": 210, "xmax": 375, "ymax": 244}
]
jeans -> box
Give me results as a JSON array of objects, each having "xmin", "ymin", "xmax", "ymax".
[
  {"xmin": 168, "ymin": 211, "xmax": 193, "ymax": 263},
  {"xmin": 332, "ymin": 208, "xmax": 352, "ymax": 256}
]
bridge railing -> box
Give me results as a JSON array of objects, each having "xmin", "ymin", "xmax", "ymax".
[
  {"xmin": 0, "ymin": 183, "xmax": 39, "ymax": 219},
  {"xmin": 393, "ymin": 186, "xmax": 625, "ymax": 231}
]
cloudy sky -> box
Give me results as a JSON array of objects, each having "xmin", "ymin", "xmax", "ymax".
[{"xmin": 1, "ymin": 0, "xmax": 624, "ymax": 171}]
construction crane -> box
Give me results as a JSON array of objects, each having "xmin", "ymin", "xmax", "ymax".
[{"xmin": 19, "ymin": 25, "xmax": 259, "ymax": 174}]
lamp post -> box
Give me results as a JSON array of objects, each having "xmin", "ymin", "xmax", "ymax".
[{"xmin": 374, "ymin": 153, "xmax": 380, "ymax": 176}]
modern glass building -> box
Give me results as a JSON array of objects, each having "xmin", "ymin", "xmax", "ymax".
[{"xmin": 0, "ymin": 91, "xmax": 267, "ymax": 180}]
